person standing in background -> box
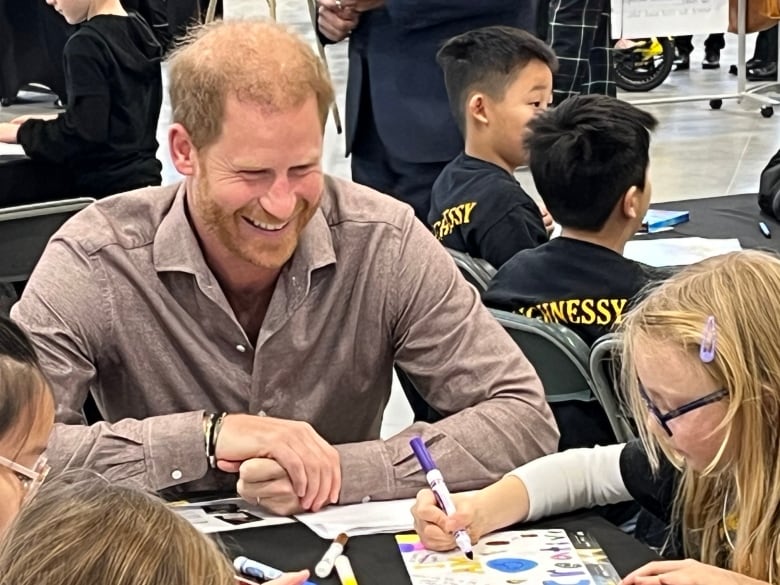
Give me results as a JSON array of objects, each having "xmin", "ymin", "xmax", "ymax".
[
  {"xmin": 316, "ymin": 0, "xmax": 538, "ymax": 222},
  {"xmin": 546, "ymin": 0, "xmax": 615, "ymax": 105}
]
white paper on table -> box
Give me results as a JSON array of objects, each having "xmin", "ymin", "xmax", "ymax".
[
  {"xmin": 624, "ymin": 237, "xmax": 742, "ymax": 267},
  {"xmin": 0, "ymin": 143, "xmax": 25, "ymax": 156},
  {"xmin": 294, "ymin": 498, "xmax": 416, "ymax": 539},
  {"xmin": 611, "ymin": 0, "xmax": 728, "ymax": 39},
  {"xmin": 170, "ymin": 496, "xmax": 295, "ymax": 534}
]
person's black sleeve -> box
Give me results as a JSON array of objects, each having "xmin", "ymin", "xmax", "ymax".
[
  {"xmin": 17, "ymin": 34, "xmax": 110, "ymax": 163},
  {"xmin": 619, "ymin": 438, "xmax": 680, "ymax": 525},
  {"xmin": 477, "ymin": 201, "xmax": 548, "ymax": 269}
]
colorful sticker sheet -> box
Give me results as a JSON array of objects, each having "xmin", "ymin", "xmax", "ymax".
[{"xmin": 396, "ymin": 529, "xmax": 621, "ymax": 585}]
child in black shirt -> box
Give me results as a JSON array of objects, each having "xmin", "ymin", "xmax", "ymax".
[
  {"xmin": 428, "ymin": 26, "xmax": 557, "ymax": 269},
  {"xmin": 483, "ymin": 95, "xmax": 664, "ymax": 345},
  {"xmin": 0, "ymin": 0, "xmax": 163, "ymax": 198}
]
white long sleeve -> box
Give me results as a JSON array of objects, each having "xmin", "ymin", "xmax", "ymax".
[{"xmin": 507, "ymin": 443, "xmax": 631, "ymax": 521}]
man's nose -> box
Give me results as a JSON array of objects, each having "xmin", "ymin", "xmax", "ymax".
[{"xmin": 259, "ymin": 175, "xmax": 297, "ymax": 220}]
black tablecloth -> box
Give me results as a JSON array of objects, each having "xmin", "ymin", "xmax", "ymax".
[
  {"xmin": 217, "ymin": 512, "xmax": 659, "ymax": 585},
  {"xmin": 647, "ymin": 193, "xmax": 780, "ymax": 253}
]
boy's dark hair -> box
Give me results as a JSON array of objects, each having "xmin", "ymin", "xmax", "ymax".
[
  {"xmin": 526, "ymin": 94, "xmax": 658, "ymax": 231},
  {"xmin": 437, "ymin": 26, "xmax": 558, "ymax": 135}
]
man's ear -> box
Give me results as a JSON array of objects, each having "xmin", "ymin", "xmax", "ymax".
[
  {"xmin": 467, "ymin": 93, "xmax": 489, "ymax": 126},
  {"xmin": 622, "ymin": 185, "xmax": 642, "ymax": 219},
  {"xmin": 169, "ymin": 123, "xmax": 199, "ymax": 176}
]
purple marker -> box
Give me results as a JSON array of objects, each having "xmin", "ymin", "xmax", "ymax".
[{"xmin": 410, "ymin": 436, "xmax": 474, "ymax": 559}]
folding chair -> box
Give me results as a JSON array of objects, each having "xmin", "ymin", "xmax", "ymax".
[
  {"xmin": 489, "ymin": 308, "xmax": 625, "ymax": 450},
  {"xmin": 589, "ymin": 334, "xmax": 637, "ymax": 443},
  {"xmin": 446, "ymin": 248, "xmax": 496, "ymax": 292},
  {"xmin": 0, "ymin": 198, "xmax": 94, "ymax": 285},
  {"xmin": 489, "ymin": 308, "xmax": 594, "ymax": 402}
]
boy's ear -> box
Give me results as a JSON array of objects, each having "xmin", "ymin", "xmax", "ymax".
[
  {"xmin": 467, "ymin": 93, "xmax": 489, "ymax": 126},
  {"xmin": 622, "ymin": 185, "xmax": 642, "ymax": 219},
  {"xmin": 169, "ymin": 123, "xmax": 199, "ymax": 176}
]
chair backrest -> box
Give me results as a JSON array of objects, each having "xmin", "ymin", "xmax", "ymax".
[
  {"xmin": 0, "ymin": 198, "xmax": 94, "ymax": 284},
  {"xmin": 445, "ymin": 248, "xmax": 497, "ymax": 292},
  {"xmin": 589, "ymin": 334, "xmax": 637, "ymax": 443},
  {"xmin": 489, "ymin": 308, "xmax": 594, "ymax": 403}
]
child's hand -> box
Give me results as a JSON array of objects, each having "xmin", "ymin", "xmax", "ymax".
[
  {"xmin": 621, "ymin": 559, "xmax": 766, "ymax": 585},
  {"xmin": 267, "ymin": 570, "xmax": 313, "ymax": 585},
  {"xmin": 411, "ymin": 489, "xmax": 484, "ymax": 551},
  {"xmin": 538, "ymin": 203, "xmax": 554, "ymax": 234},
  {"xmin": 10, "ymin": 114, "xmax": 58, "ymax": 124},
  {"xmin": 0, "ymin": 123, "xmax": 20, "ymax": 143}
]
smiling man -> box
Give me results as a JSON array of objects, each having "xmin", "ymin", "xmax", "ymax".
[{"xmin": 11, "ymin": 19, "xmax": 557, "ymax": 514}]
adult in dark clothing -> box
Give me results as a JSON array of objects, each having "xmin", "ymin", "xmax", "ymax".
[
  {"xmin": 547, "ymin": 0, "xmax": 615, "ymax": 105},
  {"xmin": 428, "ymin": 27, "xmax": 557, "ymax": 269},
  {"xmin": 0, "ymin": 7, "xmax": 162, "ymax": 199},
  {"xmin": 316, "ymin": 0, "xmax": 538, "ymax": 223},
  {"xmin": 483, "ymin": 95, "xmax": 661, "ymax": 345}
]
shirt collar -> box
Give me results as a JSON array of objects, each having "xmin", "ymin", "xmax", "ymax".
[{"xmin": 152, "ymin": 181, "xmax": 337, "ymax": 286}]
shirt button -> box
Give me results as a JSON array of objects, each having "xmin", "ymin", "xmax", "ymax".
[
  {"xmin": 236, "ymin": 344, "xmax": 246, "ymax": 352},
  {"xmin": 171, "ymin": 469, "xmax": 183, "ymax": 480},
  {"xmin": 361, "ymin": 496, "xmax": 371, "ymax": 504}
]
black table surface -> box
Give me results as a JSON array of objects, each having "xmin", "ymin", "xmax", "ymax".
[
  {"xmin": 646, "ymin": 193, "xmax": 780, "ymax": 252},
  {"xmin": 217, "ymin": 511, "xmax": 659, "ymax": 585}
]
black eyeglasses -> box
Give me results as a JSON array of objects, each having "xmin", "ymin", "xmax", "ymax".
[{"xmin": 638, "ymin": 384, "xmax": 728, "ymax": 437}]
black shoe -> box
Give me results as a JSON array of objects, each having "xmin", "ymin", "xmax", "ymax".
[
  {"xmin": 747, "ymin": 62, "xmax": 778, "ymax": 81},
  {"xmin": 702, "ymin": 49, "xmax": 720, "ymax": 69},
  {"xmin": 673, "ymin": 52, "xmax": 690, "ymax": 71},
  {"xmin": 731, "ymin": 59, "xmax": 764, "ymax": 76}
]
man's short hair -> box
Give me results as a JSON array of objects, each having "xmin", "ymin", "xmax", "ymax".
[
  {"xmin": 526, "ymin": 95, "xmax": 658, "ymax": 232},
  {"xmin": 168, "ymin": 19, "xmax": 335, "ymax": 150},
  {"xmin": 436, "ymin": 26, "xmax": 558, "ymax": 135}
]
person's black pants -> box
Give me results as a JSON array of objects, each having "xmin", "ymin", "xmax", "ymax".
[
  {"xmin": 753, "ymin": 25, "xmax": 778, "ymax": 63},
  {"xmin": 350, "ymin": 76, "xmax": 450, "ymax": 224},
  {"xmin": 674, "ymin": 33, "xmax": 725, "ymax": 56}
]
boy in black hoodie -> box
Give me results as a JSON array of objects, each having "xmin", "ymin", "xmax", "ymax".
[
  {"xmin": 428, "ymin": 26, "xmax": 558, "ymax": 270},
  {"xmin": 0, "ymin": 0, "xmax": 163, "ymax": 198}
]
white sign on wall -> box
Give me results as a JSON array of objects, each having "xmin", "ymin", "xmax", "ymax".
[{"xmin": 611, "ymin": 0, "xmax": 729, "ymax": 38}]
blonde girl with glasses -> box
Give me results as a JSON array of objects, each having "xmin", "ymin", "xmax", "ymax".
[
  {"xmin": 0, "ymin": 479, "xmax": 310, "ymax": 585},
  {"xmin": 0, "ymin": 316, "xmax": 53, "ymax": 534},
  {"xmin": 411, "ymin": 250, "xmax": 780, "ymax": 585}
]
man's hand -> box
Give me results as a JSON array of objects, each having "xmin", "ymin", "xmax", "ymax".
[
  {"xmin": 214, "ymin": 414, "xmax": 341, "ymax": 511},
  {"xmin": 226, "ymin": 458, "xmax": 306, "ymax": 515},
  {"xmin": 319, "ymin": 0, "xmax": 384, "ymax": 12},
  {"xmin": 317, "ymin": 2, "xmax": 360, "ymax": 43},
  {"xmin": 621, "ymin": 560, "xmax": 768, "ymax": 585},
  {"xmin": 0, "ymin": 123, "xmax": 20, "ymax": 143}
]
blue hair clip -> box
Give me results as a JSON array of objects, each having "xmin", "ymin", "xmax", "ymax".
[{"xmin": 699, "ymin": 316, "xmax": 717, "ymax": 363}]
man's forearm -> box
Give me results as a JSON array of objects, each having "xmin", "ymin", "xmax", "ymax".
[{"xmin": 336, "ymin": 395, "xmax": 558, "ymax": 503}]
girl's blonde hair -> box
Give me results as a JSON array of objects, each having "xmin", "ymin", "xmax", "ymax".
[
  {"xmin": 620, "ymin": 250, "xmax": 780, "ymax": 580},
  {"xmin": 0, "ymin": 479, "xmax": 236, "ymax": 585}
]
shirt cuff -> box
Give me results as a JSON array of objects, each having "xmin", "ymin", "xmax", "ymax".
[
  {"xmin": 335, "ymin": 440, "xmax": 393, "ymax": 504},
  {"xmin": 145, "ymin": 410, "xmax": 209, "ymax": 490}
]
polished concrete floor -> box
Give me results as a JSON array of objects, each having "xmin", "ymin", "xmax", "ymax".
[{"xmin": 3, "ymin": 3, "xmax": 780, "ymax": 435}]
